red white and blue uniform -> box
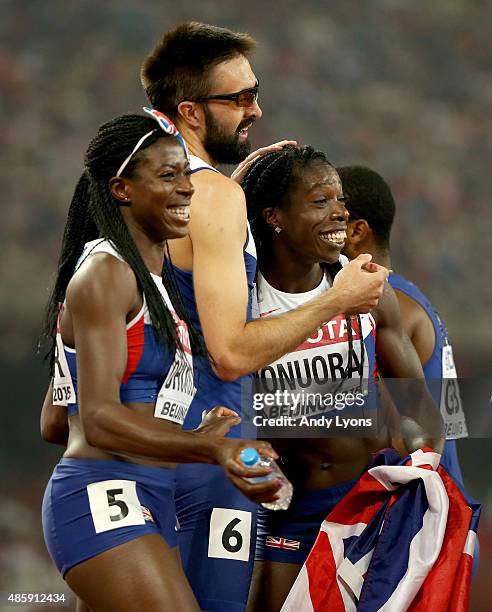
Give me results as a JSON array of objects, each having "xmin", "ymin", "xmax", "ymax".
[
  {"xmin": 43, "ymin": 239, "xmax": 195, "ymax": 576},
  {"xmin": 389, "ymin": 273, "xmax": 468, "ymax": 484},
  {"xmin": 254, "ymin": 259, "xmax": 377, "ymax": 402},
  {"xmin": 253, "ymin": 258, "xmax": 379, "ymax": 565},
  {"xmin": 388, "ymin": 273, "xmax": 478, "ymax": 573},
  {"xmin": 53, "ymin": 238, "xmax": 194, "ymax": 420},
  {"xmin": 171, "ymin": 156, "xmax": 258, "ymax": 612}
]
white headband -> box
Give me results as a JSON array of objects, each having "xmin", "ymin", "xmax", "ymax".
[{"xmin": 115, "ymin": 129, "xmax": 157, "ymax": 177}]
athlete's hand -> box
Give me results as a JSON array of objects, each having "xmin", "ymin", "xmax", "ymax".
[
  {"xmin": 195, "ymin": 406, "xmax": 241, "ymax": 437},
  {"xmin": 215, "ymin": 439, "xmax": 283, "ymax": 503},
  {"xmin": 331, "ymin": 254, "xmax": 389, "ymax": 314},
  {"xmin": 230, "ymin": 140, "xmax": 297, "ymax": 184}
]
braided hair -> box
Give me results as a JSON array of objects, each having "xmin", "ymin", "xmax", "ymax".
[
  {"xmin": 243, "ymin": 145, "xmax": 364, "ymax": 385},
  {"xmin": 43, "ymin": 113, "xmax": 204, "ymax": 374},
  {"xmin": 243, "ymin": 145, "xmax": 323, "ymax": 253}
]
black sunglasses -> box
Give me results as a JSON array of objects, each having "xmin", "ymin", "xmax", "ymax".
[{"xmin": 193, "ymin": 81, "xmax": 259, "ymax": 108}]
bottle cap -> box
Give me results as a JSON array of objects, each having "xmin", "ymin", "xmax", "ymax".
[{"xmin": 240, "ymin": 447, "xmax": 260, "ymax": 467}]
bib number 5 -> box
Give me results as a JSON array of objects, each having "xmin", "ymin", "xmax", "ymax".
[
  {"xmin": 86, "ymin": 480, "xmax": 146, "ymax": 533},
  {"xmin": 208, "ymin": 508, "xmax": 252, "ymax": 562},
  {"xmin": 107, "ymin": 488, "xmax": 129, "ymax": 522}
]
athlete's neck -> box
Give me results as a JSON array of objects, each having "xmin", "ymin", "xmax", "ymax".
[
  {"xmin": 258, "ymin": 249, "xmax": 324, "ymax": 294},
  {"xmin": 351, "ymin": 240, "xmax": 391, "ymax": 270},
  {"xmin": 177, "ymin": 123, "xmax": 218, "ymax": 168},
  {"xmin": 369, "ymin": 247, "xmax": 391, "ymax": 270},
  {"xmin": 124, "ymin": 221, "xmax": 166, "ymax": 276}
]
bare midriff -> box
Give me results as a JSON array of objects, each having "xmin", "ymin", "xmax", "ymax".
[
  {"xmin": 271, "ymin": 435, "xmax": 393, "ymax": 492},
  {"xmin": 64, "ymin": 402, "xmax": 180, "ymax": 469}
]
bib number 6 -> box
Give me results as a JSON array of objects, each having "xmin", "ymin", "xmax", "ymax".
[
  {"xmin": 208, "ymin": 508, "xmax": 252, "ymax": 562},
  {"xmin": 222, "ymin": 517, "xmax": 243, "ymax": 553}
]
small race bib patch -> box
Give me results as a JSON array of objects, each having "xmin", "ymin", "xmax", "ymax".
[
  {"xmin": 256, "ymin": 313, "xmax": 375, "ymax": 419},
  {"xmin": 154, "ymin": 290, "xmax": 196, "ymax": 425},
  {"xmin": 441, "ymin": 345, "xmax": 468, "ymax": 439},
  {"xmin": 208, "ymin": 508, "xmax": 252, "ymax": 562},
  {"xmin": 52, "ymin": 330, "xmax": 76, "ymax": 406},
  {"xmin": 154, "ymin": 347, "xmax": 195, "ymax": 425}
]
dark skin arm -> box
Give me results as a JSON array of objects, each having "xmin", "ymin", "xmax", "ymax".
[
  {"xmin": 252, "ymin": 283, "xmax": 445, "ymax": 488},
  {"xmin": 39, "ymin": 390, "xmax": 241, "ymax": 448},
  {"xmin": 246, "ymin": 283, "xmax": 446, "ymax": 612},
  {"xmin": 373, "ymin": 282, "xmax": 444, "ymax": 454},
  {"xmin": 55, "ymin": 254, "xmax": 280, "ymax": 502}
]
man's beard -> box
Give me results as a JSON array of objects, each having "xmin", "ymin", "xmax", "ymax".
[{"xmin": 203, "ymin": 106, "xmax": 252, "ymax": 165}]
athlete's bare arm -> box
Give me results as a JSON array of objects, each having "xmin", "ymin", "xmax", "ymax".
[
  {"xmin": 40, "ymin": 381, "xmax": 69, "ymax": 446},
  {"xmin": 373, "ymin": 283, "xmax": 444, "ymax": 454},
  {"xmin": 183, "ymin": 171, "xmax": 388, "ymax": 381},
  {"xmin": 39, "ymin": 387, "xmax": 239, "ymax": 448},
  {"xmin": 66, "ymin": 254, "xmax": 219, "ymax": 463}
]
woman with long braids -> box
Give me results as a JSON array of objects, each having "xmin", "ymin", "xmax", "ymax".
[
  {"xmin": 40, "ymin": 112, "xmax": 279, "ymax": 611},
  {"xmin": 241, "ymin": 145, "xmax": 444, "ymax": 611}
]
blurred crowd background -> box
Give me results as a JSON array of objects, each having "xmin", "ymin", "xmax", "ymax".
[{"xmin": 1, "ymin": 0, "xmax": 490, "ymax": 609}]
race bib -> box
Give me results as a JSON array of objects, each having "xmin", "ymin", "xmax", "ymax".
[
  {"xmin": 52, "ymin": 328, "xmax": 76, "ymax": 406},
  {"xmin": 208, "ymin": 508, "xmax": 252, "ymax": 562},
  {"xmin": 257, "ymin": 314, "xmax": 374, "ymax": 420},
  {"xmin": 440, "ymin": 344, "xmax": 468, "ymax": 439},
  {"xmin": 154, "ymin": 307, "xmax": 196, "ymax": 425}
]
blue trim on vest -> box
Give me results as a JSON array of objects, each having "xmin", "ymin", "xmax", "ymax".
[
  {"xmin": 388, "ymin": 273, "xmax": 448, "ymax": 380},
  {"xmin": 388, "ymin": 273, "xmax": 465, "ymax": 487}
]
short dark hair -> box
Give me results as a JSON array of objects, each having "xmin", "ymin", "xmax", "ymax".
[
  {"xmin": 336, "ymin": 165, "xmax": 396, "ymax": 248},
  {"xmin": 141, "ymin": 22, "xmax": 256, "ymax": 118}
]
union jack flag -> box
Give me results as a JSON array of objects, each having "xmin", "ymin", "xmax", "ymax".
[
  {"xmin": 265, "ymin": 536, "xmax": 301, "ymax": 550},
  {"xmin": 142, "ymin": 107, "xmax": 189, "ymax": 159},
  {"xmin": 281, "ymin": 448, "xmax": 480, "ymax": 612}
]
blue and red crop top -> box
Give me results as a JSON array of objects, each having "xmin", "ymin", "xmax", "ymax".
[{"xmin": 52, "ymin": 239, "xmax": 195, "ymax": 424}]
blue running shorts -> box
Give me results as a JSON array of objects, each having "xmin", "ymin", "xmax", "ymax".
[
  {"xmin": 175, "ymin": 462, "xmax": 257, "ymax": 612},
  {"xmin": 42, "ymin": 457, "xmax": 177, "ymax": 576},
  {"xmin": 255, "ymin": 477, "xmax": 358, "ymax": 565}
]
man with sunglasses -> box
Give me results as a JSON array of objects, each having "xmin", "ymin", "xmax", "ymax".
[{"xmin": 141, "ymin": 22, "xmax": 389, "ymax": 612}]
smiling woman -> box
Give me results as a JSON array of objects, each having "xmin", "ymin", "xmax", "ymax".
[
  {"xmin": 113, "ymin": 137, "xmax": 193, "ymax": 237},
  {"xmin": 39, "ymin": 112, "xmax": 278, "ymax": 612},
  {"xmin": 242, "ymin": 145, "xmax": 444, "ymax": 611},
  {"xmin": 258, "ymin": 155, "xmax": 347, "ymax": 270},
  {"xmin": 244, "ymin": 145, "xmax": 348, "ymax": 280}
]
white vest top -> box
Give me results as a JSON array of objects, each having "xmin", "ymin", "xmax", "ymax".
[{"xmin": 253, "ymin": 256, "xmax": 377, "ymax": 400}]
